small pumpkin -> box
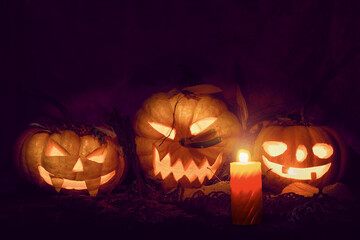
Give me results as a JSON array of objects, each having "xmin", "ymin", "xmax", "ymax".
[
  {"xmin": 133, "ymin": 86, "xmax": 243, "ymax": 189},
  {"xmin": 14, "ymin": 125, "xmax": 127, "ymax": 196},
  {"xmin": 253, "ymin": 125, "xmax": 348, "ymax": 193}
]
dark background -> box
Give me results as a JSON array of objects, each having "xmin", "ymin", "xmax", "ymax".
[{"xmin": 2, "ymin": 0, "xmax": 360, "ymax": 238}]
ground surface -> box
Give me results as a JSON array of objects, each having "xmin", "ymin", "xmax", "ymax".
[{"xmin": 1, "ymin": 168, "xmax": 359, "ymax": 239}]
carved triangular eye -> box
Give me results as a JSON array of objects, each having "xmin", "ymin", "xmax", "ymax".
[
  {"xmin": 148, "ymin": 122, "xmax": 176, "ymax": 140},
  {"xmin": 262, "ymin": 141, "xmax": 287, "ymax": 157},
  {"xmin": 45, "ymin": 139, "xmax": 69, "ymax": 156},
  {"xmin": 190, "ymin": 117, "xmax": 217, "ymax": 135},
  {"xmin": 86, "ymin": 147, "xmax": 107, "ymax": 163},
  {"xmin": 312, "ymin": 143, "xmax": 333, "ymax": 159}
]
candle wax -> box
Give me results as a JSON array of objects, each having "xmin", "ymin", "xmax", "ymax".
[{"xmin": 230, "ymin": 162, "xmax": 263, "ymax": 225}]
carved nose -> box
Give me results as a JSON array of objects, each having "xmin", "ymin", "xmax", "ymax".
[
  {"xmin": 72, "ymin": 158, "xmax": 84, "ymax": 172},
  {"xmin": 296, "ymin": 145, "xmax": 307, "ymax": 162}
]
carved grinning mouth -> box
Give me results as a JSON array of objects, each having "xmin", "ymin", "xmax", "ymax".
[
  {"xmin": 153, "ymin": 147, "xmax": 222, "ymax": 184},
  {"xmin": 262, "ymin": 156, "xmax": 331, "ymax": 180},
  {"xmin": 38, "ymin": 165, "xmax": 115, "ymax": 191}
]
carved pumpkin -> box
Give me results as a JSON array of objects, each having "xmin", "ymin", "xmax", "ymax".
[
  {"xmin": 134, "ymin": 88, "xmax": 242, "ymax": 189},
  {"xmin": 15, "ymin": 126, "xmax": 127, "ymax": 196},
  {"xmin": 253, "ymin": 125, "xmax": 348, "ymax": 193}
]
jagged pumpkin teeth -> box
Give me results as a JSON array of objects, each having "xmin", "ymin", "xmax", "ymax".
[
  {"xmin": 50, "ymin": 177, "xmax": 64, "ymax": 193},
  {"xmin": 153, "ymin": 146, "xmax": 222, "ymax": 184}
]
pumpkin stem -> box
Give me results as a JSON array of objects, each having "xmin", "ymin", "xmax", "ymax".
[
  {"xmin": 180, "ymin": 136, "xmax": 222, "ymax": 148},
  {"xmin": 190, "ymin": 129, "xmax": 217, "ymax": 142},
  {"xmin": 180, "ymin": 129, "xmax": 222, "ymax": 148},
  {"xmin": 29, "ymin": 122, "xmax": 48, "ymax": 130},
  {"xmin": 300, "ymin": 107, "xmax": 311, "ymax": 127}
]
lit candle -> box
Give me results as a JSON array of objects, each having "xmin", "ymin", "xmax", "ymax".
[{"xmin": 230, "ymin": 149, "xmax": 263, "ymax": 225}]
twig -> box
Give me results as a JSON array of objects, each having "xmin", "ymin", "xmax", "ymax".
[
  {"xmin": 207, "ymin": 167, "xmax": 222, "ymax": 182},
  {"xmin": 159, "ymin": 94, "xmax": 183, "ymax": 147}
]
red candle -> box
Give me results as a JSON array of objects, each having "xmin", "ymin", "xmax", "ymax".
[{"xmin": 230, "ymin": 150, "xmax": 263, "ymax": 225}]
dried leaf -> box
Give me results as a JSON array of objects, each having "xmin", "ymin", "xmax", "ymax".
[
  {"xmin": 29, "ymin": 122, "xmax": 47, "ymax": 129},
  {"xmin": 94, "ymin": 126, "xmax": 117, "ymax": 138},
  {"xmin": 236, "ymin": 85, "xmax": 248, "ymax": 130},
  {"xmin": 281, "ymin": 182, "xmax": 319, "ymax": 197},
  {"xmin": 249, "ymin": 120, "xmax": 271, "ymax": 134},
  {"xmin": 323, "ymin": 183, "xmax": 355, "ymax": 201},
  {"xmin": 182, "ymin": 84, "xmax": 222, "ymax": 95}
]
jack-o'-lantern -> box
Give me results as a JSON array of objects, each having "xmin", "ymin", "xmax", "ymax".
[
  {"xmin": 14, "ymin": 125, "xmax": 127, "ymax": 196},
  {"xmin": 134, "ymin": 86, "xmax": 243, "ymax": 189},
  {"xmin": 253, "ymin": 125, "xmax": 348, "ymax": 193}
]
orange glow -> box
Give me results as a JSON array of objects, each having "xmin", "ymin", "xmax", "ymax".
[
  {"xmin": 190, "ymin": 117, "xmax": 217, "ymax": 135},
  {"xmin": 62, "ymin": 179, "xmax": 86, "ymax": 190},
  {"xmin": 99, "ymin": 170, "xmax": 116, "ymax": 184},
  {"xmin": 87, "ymin": 147, "xmax": 106, "ymax": 163},
  {"xmin": 262, "ymin": 156, "xmax": 331, "ymax": 180},
  {"xmin": 262, "ymin": 141, "xmax": 287, "ymax": 157},
  {"xmin": 72, "ymin": 158, "xmax": 84, "ymax": 172},
  {"xmin": 38, "ymin": 165, "xmax": 115, "ymax": 190},
  {"xmin": 313, "ymin": 143, "xmax": 333, "ymax": 159},
  {"xmin": 152, "ymin": 147, "xmax": 222, "ymax": 183},
  {"xmin": 45, "ymin": 140, "xmax": 69, "ymax": 156},
  {"xmin": 296, "ymin": 145, "xmax": 307, "ymax": 162},
  {"xmin": 38, "ymin": 165, "xmax": 53, "ymax": 184},
  {"xmin": 148, "ymin": 122, "xmax": 176, "ymax": 140},
  {"xmin": 237, "ymin": 149, "xmax": 251, "ymax": 163}
]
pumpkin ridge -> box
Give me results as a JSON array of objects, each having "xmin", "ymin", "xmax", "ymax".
[
  {"xmin": 30, "ymin": 132, "xmax": 50, "ymax": 183},
  {"xmin": 19, "ymin": 130, "xmax": 43, "ymax": 183},
  {"xmin": 320, "ymin": 126, "xmax": 349, "ymax": 181}
]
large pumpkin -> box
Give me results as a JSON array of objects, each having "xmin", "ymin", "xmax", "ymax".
[
  {"xmin": 253, "ymin": 125, "xmax": 348, "ymax": 193},
  {"xmin": 14, "ymin": 126, "xmax": 127, "ymax": 196},
  {"xmin": 133, "ymin": 88, "xmax": 242, "ymax": 189}
]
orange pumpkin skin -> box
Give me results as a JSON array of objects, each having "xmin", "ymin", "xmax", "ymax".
[
  {"xmin": 253, "ymin": 126, "xmax": 348, "ymax": 193},
  {"xmin": 14, "ymin": 128, "xmax": 127, "ymax": 196},
  {"xmin": 134, "ymin": 91, "xmax": 242, "ymax": 189}
]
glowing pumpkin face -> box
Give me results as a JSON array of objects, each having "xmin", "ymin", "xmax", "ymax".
[
  {"xmin": 134, "ymin": 91, "xmax": 242, "ymax": 189},
  {"xmin": 253, "ymin": 126, "xmax": 348, "ymax": 193},
  {"xmin": 15, "ymin": 128, "xmax": 127, "ymax": 196}
]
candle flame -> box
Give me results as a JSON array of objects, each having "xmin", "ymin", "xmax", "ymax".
[{"xmin": 237, "ymin": 149, "xmax": 251, "ymax": 163}]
